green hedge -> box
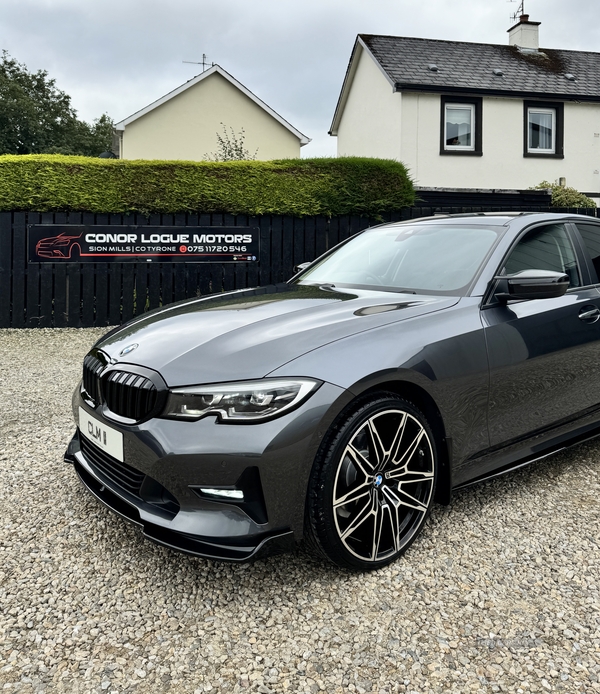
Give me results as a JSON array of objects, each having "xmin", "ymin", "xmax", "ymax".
[{"xmin": 0, "ymin": 154, "xmax": 415, "ymax": 216}]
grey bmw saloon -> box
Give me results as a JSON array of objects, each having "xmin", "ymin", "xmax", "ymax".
[{"xmin": 66, "ymin": 212, "xmax": 600, "ymax": 569}]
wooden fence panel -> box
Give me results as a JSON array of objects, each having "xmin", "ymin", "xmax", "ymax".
[
  {"xmin": 94, "ymin": 214, "xmax": 109, "ymax": 326},
  {"xmin": 270, "ymin": 216, "xmax": 283, "ymax": 284},
  {"xmin": 147, "ymin": 213, "xmax": 162, "ymax": 312},
  {"xmin": 259, "ymin": 216, "xmax": 272, "ymax": 287},
  {"xmin": 281, "ymin": 215, "xmax": 294, "ymax": 281},
  {"xmin": 2, "ymin": 207, "xmax": 598, "ymax": 328},
  {"xmin": 64, "ymin": 213, "xmax": 81, "ymax": 328},
  {"xmin": 293, "ymin": 217, "xmax": 304, "ymax": 271},
  {"xmin": 0, "ymin": 212, "xmax": 13, "ymax": 328},
  {"xmin": 247, "ymin": 216, "xmax": 260, "ymax": 290},
  {"xmin": 81, "ymin": 212, "xmax": 96, "ymax": 327},
  {"xmin": 39, "ymin": 264, "xmax": 53, "ymax": 328},
  {"xmin": 315, "ymin": 216, "xmax": 328, "ymax": 258},
  {"xmin": 234, "ymin": 214, "xmax": 248, "ymax": 291},
  {"xmin": 11, "ymin": 212, "xmax": 27, "ymax": 328},
  {"xmin": 26, "ymin": 212, "xmax": 41, "ymax": 327},
  {"xmin": 120, "ymin": 214, "xmax": 136, "ymax": 323},
  {"xmin": 173, "ymin": 213, "xmax": 188, "ymax": 303},
  {"xmin": 222, "ymin": 208, "xmax": 235, "ymax": 292}
]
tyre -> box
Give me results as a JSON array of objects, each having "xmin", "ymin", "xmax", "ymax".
[{"xmin": 306, "ymin": 394, "xmax": 437, "ymax": 570}]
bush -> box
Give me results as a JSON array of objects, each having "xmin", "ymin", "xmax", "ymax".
[
  {"xmin": 0, "ymin": 155, "xmax": 415, "ymax": 216},
  {"xmin": 532, "ymin": 180, "xmax": 596, "ymax": 208}
]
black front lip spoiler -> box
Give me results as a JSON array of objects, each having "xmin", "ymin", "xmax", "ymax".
[{"xmin": 66, "ymin": 440, "xmax": 295, "ymax": 563}]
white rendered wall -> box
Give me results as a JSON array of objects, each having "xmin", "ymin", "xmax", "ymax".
[
  {"xmin": 336, "ymin": 48, "xmax": 403, "ymax": 161},
  {"xmin": 563, "ymin": 102, "xmax": 600, "ymax": 196},
  {"xmin": 121, "ymin": 72, "xmax": 301, "ymax": 161},
  {"xmin": 399, "ymin": 93, "xmax": 600, "ymax": 196}
]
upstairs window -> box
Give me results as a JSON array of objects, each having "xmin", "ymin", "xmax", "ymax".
[
  {"xmin": 440, "ymin": 96, "xmax": 482, "ymax": 156},
  {"xmin": 523, "ymin": 101, "xmax": 564, "ymax": 158},
  {"xmin": 528, "ymin": 107, "xmax": 555, "ymax": 153},
  {"xmin": 445, "ymin": 104, "xmax": 474, "ymax": 150}
]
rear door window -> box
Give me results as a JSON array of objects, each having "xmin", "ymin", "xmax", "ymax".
[{"xmin": 573, "ymin": 223, "xmax": 600, "ymax": 283}]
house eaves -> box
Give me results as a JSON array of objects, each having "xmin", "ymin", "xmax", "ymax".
[
  {"xmin": 115, "ymin": 64, "xmax": 310, "ymax": 146},
  {"xmin": 394, "ymin": 83, "xmax": 600, "ymax": 102}
]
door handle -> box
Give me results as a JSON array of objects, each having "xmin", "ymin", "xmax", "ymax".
[{"xmin": 578, "ymin": 306, "xmax": 600, "ymax": 323}]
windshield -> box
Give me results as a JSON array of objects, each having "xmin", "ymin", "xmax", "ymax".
[{"xmin": 296, "ymin": 223, "xmax": 500, "ymax": 295}]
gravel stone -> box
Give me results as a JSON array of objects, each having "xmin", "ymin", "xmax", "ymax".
[{"xmin": 1, "ymin": 327, "xmax": 599, "ymax": 693}]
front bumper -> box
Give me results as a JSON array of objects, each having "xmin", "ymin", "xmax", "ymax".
[{"xmin": 66, "ymin": 381, "xmax": 351, "ymax": 562}]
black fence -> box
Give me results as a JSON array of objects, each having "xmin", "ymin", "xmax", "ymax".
[
  {"xmin": 415, "ymin": 188, "xmax": 553, "ymax": 208},
  {"xmin": 1, "ymin": 206, "xmax": 598, "ymax": 329}
]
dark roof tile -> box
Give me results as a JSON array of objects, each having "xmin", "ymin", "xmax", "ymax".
[{"xmin": 360, "ymin": 34, "xmax": 600, "ymax": 98}]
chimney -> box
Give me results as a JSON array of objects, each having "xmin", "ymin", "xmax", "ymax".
[{"xmin": 508, "ymin": 14, "xmax": 541, "ymax": 51}]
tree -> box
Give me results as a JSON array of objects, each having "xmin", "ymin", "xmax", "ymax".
[
  {"xmin": 204, "ymin": 123, "xmax": 258, "ymax": 161},
  {"xmin": 0, "ymin": 50, "xmax": 114, "ymax": 156},
  {"xmin": 47, "ymin": 113, "xmax": 115, "ymax": 157}
]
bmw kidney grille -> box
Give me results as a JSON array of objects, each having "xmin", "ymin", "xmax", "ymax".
[
  {"xmin": 82, "ymin": 353, "xmax": 160, "ymax": 422},
  {"xmin": 82, "ymin": 353, "xmax": 104, "ymax": 405},
  {"xmin": 103, "ymin": 370, "xmax": 158, "ymax": 421}
]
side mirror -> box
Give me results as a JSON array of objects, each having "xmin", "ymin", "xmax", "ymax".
[
  {"xmin": 293, "ymin": 261, "xmax": 311, "ymax": 274},
  {"xmin": 494, "ymin": 269, "xmax": 570, "ymax": 302}
]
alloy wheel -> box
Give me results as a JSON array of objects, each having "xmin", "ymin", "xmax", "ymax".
[{"xmin": 332, "ymin": 408, "xmax": 435, "ymax": 563}]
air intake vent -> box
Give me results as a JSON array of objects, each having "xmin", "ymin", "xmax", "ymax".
[
  {"xmin": 81, "ymin": 435, "xmax": 145, "ymax": 495},
  {"xmin": 103, "ymin": 370, "xmax": 158, "ymax": 421},
  {"xmin": 80, "ymin": 436, "xmax": 180, "ymax": 519},
  {"xmin": 82, "ymin": 354, "xmax": 104, "ymax": 404}
]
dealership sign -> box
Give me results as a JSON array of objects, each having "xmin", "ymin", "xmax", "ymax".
[{"xmin": 28, "ymin": 225, "xmax": 260, "ymax": 263}]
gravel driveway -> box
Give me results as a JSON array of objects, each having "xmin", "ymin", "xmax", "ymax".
[{"xmin": 1, "ymin": 328, "xmax": 599, "ymax": 694}]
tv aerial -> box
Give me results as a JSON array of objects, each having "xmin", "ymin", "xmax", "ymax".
[
  {"xmin": 509, "ymin": 0, "xmax": 526, "ymax": 22},
  {"xmin": 183, "ymin": 54, "xmax": 214, "ymax": 72}
]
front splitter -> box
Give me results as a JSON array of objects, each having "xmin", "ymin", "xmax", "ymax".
[{"xmin": 70, "ymin": 455, "xmax": 296, "ymax": 563}]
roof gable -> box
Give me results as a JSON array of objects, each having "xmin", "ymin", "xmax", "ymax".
[{"xmin": 115, "ymin": 65, "xmax": 310, "ymax": 145}]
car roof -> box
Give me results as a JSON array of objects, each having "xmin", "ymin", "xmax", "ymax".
[{"xmin": 383, "ymin": 212, "xmax": 600, "ymax": 228}]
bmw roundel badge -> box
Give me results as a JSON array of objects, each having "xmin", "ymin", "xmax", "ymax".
[{"xmin": 119, "ymin": 343, "xmax": 139, "ymax": 356}]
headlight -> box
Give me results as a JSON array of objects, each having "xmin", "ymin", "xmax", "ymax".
[{"xmin": 163, "ymin": 378, "xmax": 322, "ymax": 422}]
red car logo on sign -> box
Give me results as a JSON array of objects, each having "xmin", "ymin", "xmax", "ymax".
[{"xmin": 35, "ymin": 233, "xmax": 83, "ymax": 259}]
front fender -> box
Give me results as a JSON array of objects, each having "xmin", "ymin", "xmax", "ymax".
[{"xmin": 268, "ymin": 297, "xmax": 490, "ymax": 466}]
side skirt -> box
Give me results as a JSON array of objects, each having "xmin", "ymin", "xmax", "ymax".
[{"xmin": 453, "ymin": 421, "xmax": 600, "ymax": 490}]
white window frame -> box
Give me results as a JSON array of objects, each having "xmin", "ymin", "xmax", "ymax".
[
  {"xmin": 444, "ymin": 103, "xmax": 475, "ymax": 152},
  {"xmin": 527, "ymin": 107, "xmax": 556, "ymax": 154}
]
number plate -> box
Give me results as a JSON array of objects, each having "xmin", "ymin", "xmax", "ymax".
[{"xmin": 79, "ymin": 407, "xmax": 124, "ymax": 462}]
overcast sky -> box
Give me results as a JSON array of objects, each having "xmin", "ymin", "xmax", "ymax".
[{"xmin": 2, "ymin": 0, "xmax": 599, "ymax": 156}]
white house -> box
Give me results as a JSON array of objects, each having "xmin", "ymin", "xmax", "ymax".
[
  {"xmin": 115, "ymin": 65, "xmax": 310, "ymax": 161},
  {"xmin": 330, "ymin": 15, "xmax": 600, "ymax": 204}
]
